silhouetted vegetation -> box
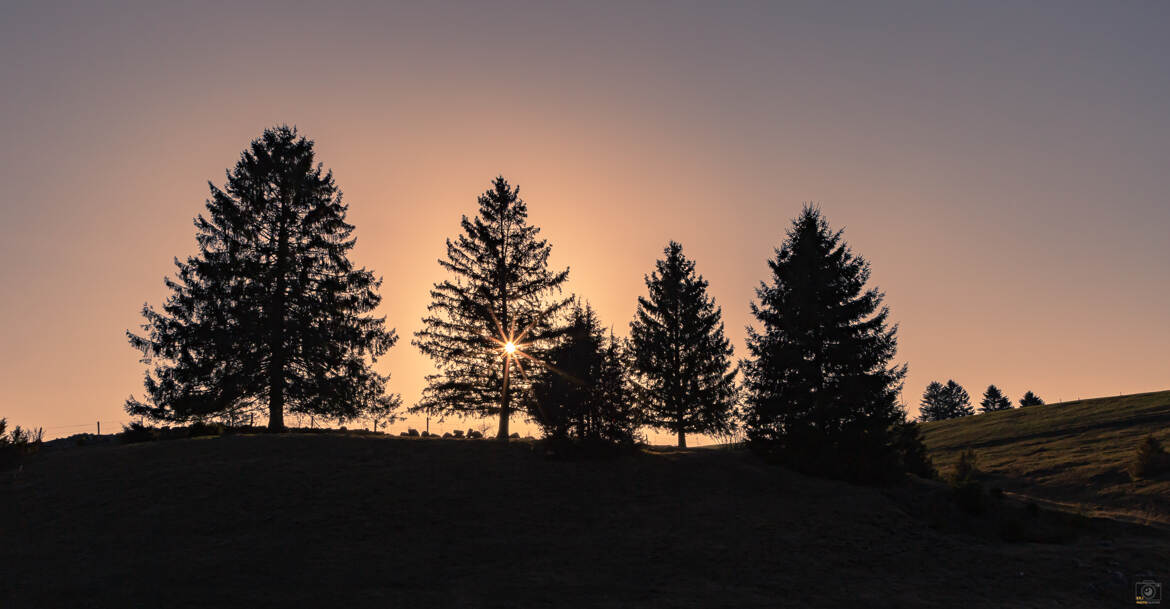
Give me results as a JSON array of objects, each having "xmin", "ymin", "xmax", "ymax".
[
  {"xmin": 919, "ymin": 380, "xmax": 974, "ymax": 421},
  {"xmin": 978, "ymin": 384, "xmax": 1012, "ymax": 413},
  {"xmin": 889, "ymin": 421, "xmax": 936, "ymax": 479},
  {"xmin": 1129, "ymin": 435, "xmax": 1170, "ymax": 480},
  {"xmin": 126, "ymin": 126, "xmax": 399, "ymax": 431},
  {"xmin": 413, "ymin": 176, "xmax": 571, "ymax": 441},
  {"xmin": 922, "ymin": 390, "xmax": 1170, "ymax": 526},
  {"xmin": 1019, "ymin": 390, "xmax": 1045, "ymax": 407},
  {"xmin": 742, "ymin": 206, "xmax": 912, "ymax": 483},
  {"xmin": 630, "ymin": 242, "xmax": 738, "ymax": 448},
  {"xmin": 0, "ymin": 418, "xmax": 43, "ymax": 469},
  {"xmin": 949, "ymin": 449, "xmax": 985, "ymax": 514},
  {"xmin": 530, "ymin": 303, "xmax": 640, "ymax": 447},
  {"xmin": 119, "ymin": 421, "xmax": 159, "ymax": 444}
]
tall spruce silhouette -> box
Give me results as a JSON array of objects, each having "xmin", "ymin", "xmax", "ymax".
[
  {"xmin": 918, "ymin": 380, "xmax": 974, "ymax": 421},
  {"xmin": 742, "ymin": 206, "xmax": 907, "ymax": 479},
  {"xmin": 413, "ymin": 176, "xmax": 570, "ymax": 440},
  {"xmin": 127, "ymin": 126, "xmax": 399, "ymax": 429},
  {"xmin": 979, "ymin": 384, "xmax": 1013, "ymax": 413},
  {"xmin": 531, "ymin": 303, "xmax": 640, "ymax": 444},
  {"xmin": 630, "ymin": 242, "xmax": 737, "ymax": 448}
]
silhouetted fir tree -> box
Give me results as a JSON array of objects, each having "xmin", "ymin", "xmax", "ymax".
[
  {"xmin": 1019, "ymin": 390, "xmax": 1045, "ymax": 407},
  {"xmin": 742, "ymin": 206, "xmax": 909, "ymax": 481},
  {"xmin": 127, "ymin": 126, "xmax": 399, "ymax": 429},
  {"xmin": 531, "ymin": 304, "xmax": 641, "ymax": 446},
  {"xmin": 531, "ymin": 302, "xmax": 605, "ymax": 442},
  {"xmin": 413, "ymin": 177, "xmax": 571, "ymax": 440},
  {"xmin": 918, "ymin": 380, "xmax": 974, "ymax": 421},
  {"xmin": 630, "ymin": 242, "xmax": 737, "ymax": 448},
  {"xmin": 595, "ymin": 332, "xmax": 640, "ymax": 445},
  {"xmin": 979, "ymin": 384, "xmax": 1012, "ymax": 413}
]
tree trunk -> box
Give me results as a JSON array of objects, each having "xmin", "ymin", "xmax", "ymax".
[
  {"xmin": 497, "ymin": 355, "xmax": 511, "ymax": 441},
  {"xmin": 677, "ymin": 427, "xmax": 686, "ymax": 448},
  {"xmin": 267, "ymin": 202, "xmax": 290, "ymax": 432}
]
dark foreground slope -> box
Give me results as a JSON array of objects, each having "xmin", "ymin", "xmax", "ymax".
[
  {"xmin": 921, "ymin": 390, "xmax": 1170, "ymax": 526},
  {"xmin": 1, "ymin": 434, "xmax": 1165, "ymax": 608}
]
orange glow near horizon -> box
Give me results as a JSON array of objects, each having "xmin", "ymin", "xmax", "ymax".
[{"xmin": 2, "ymin": 2, "xmax": 1168, "ymax": 446}]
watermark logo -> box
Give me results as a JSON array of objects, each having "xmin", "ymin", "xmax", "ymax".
[{"xmin": 1136, "ymin": 580, "xmax": 1161, "ymax": 605}]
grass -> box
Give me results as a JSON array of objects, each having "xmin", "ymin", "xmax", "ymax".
[
  {"xmin": 1, "ymin": 431, "xmax": 1166, "ymax": 607},
  {"xmin": 921, "ymin": 390, "xmax": 1170, "ymax": 527}
]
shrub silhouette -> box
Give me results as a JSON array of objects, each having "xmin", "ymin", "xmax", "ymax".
[
  {"xmin": 953, "ymin": 449, "xmax": 979, "ymax": 483},
  {"xmin": 949, "ymin": 449, "xmax": 985, "ymax": 513},
  {"xmin": 120, "ymin": 422, "xmax": 158, "ymax": 444},
  {"xmin": 0, "ymin": 418, "xmax": 43, "ymax": 469},
  {"xmin": 1129, "ymin": 435, "xmax": 1170, "ymax": 480},
  {"xmin": 188, "ymin": 421, "xmax": 225, "ymax": 437},
  {"xmin": 891, "ymin": 421, "xmax": 936, "ymax": 479}
]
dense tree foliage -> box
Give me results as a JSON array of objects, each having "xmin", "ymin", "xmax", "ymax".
[
  {"xmin": 919, "ymin": 380, "xmax": 974, "ymax": 422},
  {"xmin": 978, "ymin": 384, "xmax": 1012, "ymax": 413},
  {"xmin": 1019, "ymin": 390, "xmax": 1045, "ymax": 407},
  {"xmin": 742, "ymin": 206, "xmax": 910, "ymax": 481},
  {"xmin": 413, "ymin": 177, "xmax": 571, "ymax": 440},
  {"xmin": 530, "ymin": 303, "xmax": 640, "ymax": 445},
  {"xmin": 127, "ymin": 126, "xmax": 398, "ymax": 429},
  {"xmin": 630, "ymin": 242, "xmax": 737, "ymax": 448}
]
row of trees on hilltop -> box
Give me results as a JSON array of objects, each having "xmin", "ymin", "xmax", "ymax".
[
  {"xmin": 411, "ymin": 177, "xmax": 738, "ymax": 448},
  {"xmin": 128, "ymin": 126, "xmax": 927, "ymax": 481},
  {"xmin": 918, "ymin": 380, "xmax": 1046, "ymax": 422}
]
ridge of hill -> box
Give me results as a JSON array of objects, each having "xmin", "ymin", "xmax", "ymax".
[{"xmin": 920, "ymin": 390, "xmax": 1170, "ymax": 527}]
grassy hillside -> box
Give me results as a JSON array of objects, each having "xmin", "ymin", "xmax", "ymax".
[
  {"xmin": 2, "ymin": 432, "xmax": 1166, "ymax": 608},
  {"xmin": 921, "ymin": 390, "xmax": 1170, "ymax": 526}
]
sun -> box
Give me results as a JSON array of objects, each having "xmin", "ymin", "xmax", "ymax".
[{"xmin": 504, "ymin": 341, "xmax": 517, "ymax": 355}]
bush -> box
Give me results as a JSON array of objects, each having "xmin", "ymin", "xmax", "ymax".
[
  {"xmin": 120, "ymin": 422, "xmax": 158, "ymax": 444},
  {"xmin": 944, "ymin": 449, "xmax": 986, "ymax": 514},
  {"xmin": 0, "ymin": 418, "xmax": 44, "ymax": 470},
  {"xmin": 407, "ymin": 428, "xmax": 420, "ymax": 437},
  {"xmin": 187, "ymin": 421, "xmax": 225, "ymax": 437},
  {"xmin": 452, "ymin": 429, "xmax": 464, "ymax": 438},
  {"xmin": 890, "ymin": 421, "xmax": 936, "ymax": 479},
  {"xmin": 1129, "ymin": 435, "xmax": 1170, "ymax": 480},
  {"xmin": 952, "ymin": 449, "xmax": 979, "ymax": 483}
]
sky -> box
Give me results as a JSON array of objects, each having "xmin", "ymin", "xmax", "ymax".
[{"xmin": 1, "ymin": 1, "xmax": 1167, "ymax": 443}]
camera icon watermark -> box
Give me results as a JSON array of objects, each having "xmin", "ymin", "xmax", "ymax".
[{"xmin": 1136, "ymin": 579, "xmax": 1162, "ymax": 605}]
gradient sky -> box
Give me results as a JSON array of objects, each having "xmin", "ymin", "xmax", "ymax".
[{"xmin": 2, "ymin": 1, "xmax": 1167, "ymax": 442}]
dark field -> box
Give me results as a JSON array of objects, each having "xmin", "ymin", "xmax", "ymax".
[{"xmin": 2, "ymin": 432, "xmax": 1166, "ymax": 608}]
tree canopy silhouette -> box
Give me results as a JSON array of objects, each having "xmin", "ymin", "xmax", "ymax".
[
  {"xmin": 742, "ymin": 206, "xmax": 909, "ymax": 481},
  {"xmin": 127, "ymin": 126, "xmax": 399, "ymax": 429},
  {"xmin": 630, "ymin": 241, "xmax": 737, "ymax": 448},
  {"xmin": 919, "ymin": 380, "xmax": 974, "ymax": 422},
  {"xmin": 530, "ymin": 302, "xmax": 640, "ymax": 445},
  {"xmin": 413, "ymin": 176, "xmax": 570, "ymax": 440},
  {"xmin": 978, "ymin": 384, "xmax": 1012, "ymax": 413},
  {"xmin": 1019, "ymin": 390, "xmax": 1045, "ymax": 407}
]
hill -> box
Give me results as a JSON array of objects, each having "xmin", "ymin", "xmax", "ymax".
[
  {"xmin": 2, "ymin": 432, "xmax": 1166, "ymax": 608},
  {"xmin": 920, "ymin": 390, "xmax": 1170, "ymax": 527}
]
